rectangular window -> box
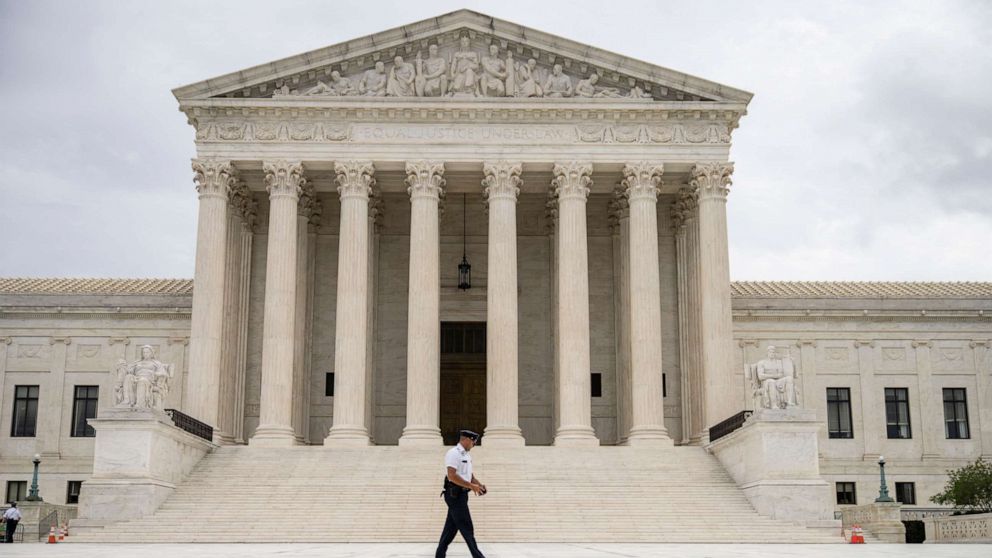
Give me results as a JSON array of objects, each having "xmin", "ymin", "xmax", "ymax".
[
  {"xmin": 835, "ymin": 482, "xmax": 857, "ymax": 505},
  {"xmin": 71, "ymin": 385, "xmax": 100, "ymax": 437},
  {"xmin": 591, "ymin": 373, "xmax": 602, "ymax": 398},
  {"xmin": 943, "ymin": 388, "xmax": 970, "ymax": 439},
  {"xmin": 325, "ymin": 373, "xmax": 335, "ymax": 397},
  {"xmin": 884, "ymin": 388, "xmax": 912, "ymax": 439},
  {"xmin": 895, "ymin": 482, "xmax": 916, "ymax": 505},
  {"xmin": 11, "ymin": 385, "xmax": 40, "ymax": 437},
  {"xmin": 662, "ymin": 373, "xmax": 667, "ymax": 398},
  {"xmin": 66, "ymin": 481, "xmax": 83, "ymax": 505},
  {"xmin": 5, "ymin": 481, "xmax": 26, "ymax": 504},
  {"xmin": 826, "ymin": 387, "xmax": 853, "ymax": 439}
]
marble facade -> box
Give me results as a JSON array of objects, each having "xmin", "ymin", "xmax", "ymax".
[{"xmin": 0, "ymin": 11, "xmax": 989, "ymax": 524}]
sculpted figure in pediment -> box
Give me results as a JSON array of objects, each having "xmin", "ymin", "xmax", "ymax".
[
  {"xmin": 513, "ymin": 58, "xmax": 543, "ymax": 97},
  {"xmin": 416, "ymin": 45, "xmax": 448, "ymax": 97},
  {"xmin": 359, "ymin": 61, "xmax": 388, "ymax": 96},
  {"xmin": 544, "ymin": 64, "xmax": 573, "ymax": 98},
  {"xmin": 449, "ymin": 36, "xmax": 481, "ymax": 97},
  {"xmin": 479, "ymin": 44, "xmax": 509, "ymax": 97},
  {"xmin": 387, "ymin": 56, "xmax": 416, "ymax": 97},
  {"xmin": 329, "ymin": 71, "xmax": 357, "ymax": 96},
  {"xmin": 628, "ymin": 85, "xmax": 652, "ymax": 99},
  {"xmin": 576, "ymin": 73, "xmax": 624, "ymax": 98}
]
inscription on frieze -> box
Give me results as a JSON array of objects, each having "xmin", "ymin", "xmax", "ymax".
[{"xmin": 353, "ymin": 124, "xmax": 576, "ymax": 143}]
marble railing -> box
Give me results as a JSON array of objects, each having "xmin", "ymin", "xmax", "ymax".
[{"xmin": 924, "ymin": 512, "xmax": 992, "ymax": 543}]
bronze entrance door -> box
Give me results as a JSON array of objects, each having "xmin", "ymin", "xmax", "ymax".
[{"xmin": 439, "ymin": 322, "xmax": 486, "ymax": 445}]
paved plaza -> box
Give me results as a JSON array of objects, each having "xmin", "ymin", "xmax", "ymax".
[{"xmin": 2, "ymin": 544, "xmax": 992, "ymax": 557}]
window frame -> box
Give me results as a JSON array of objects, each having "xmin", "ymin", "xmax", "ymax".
[
  {"xmin": 66, "ymin": 481, "xmax": 83, "ymax": 505},
  {"xmin": 70, "ymin": 385, "xmax": 100, "ymax": 438},
  {"xmin": 895, "ymin": 482, "xmax": 916, "ymax": 505},
  {"xmin": 884, "ymin": 387, "xmax": 912, "ymax": 439},
  {"xmin": 835, "ymin": 481, "xmax": 857, "ymax": 505},
  {"xmin": 943, "ymin": 388, "xmax": 970, "ymax": 440},
  {"xmin": 11, "ymin": 385, "xmax": 40, "ymax": 438},
  {"xmin": 5, "ymin": 481, "xmax": 27, "ymax": 504},
  {"xmin": 826, "ymin": 387, "xmax": 854, "ymax": 439}
]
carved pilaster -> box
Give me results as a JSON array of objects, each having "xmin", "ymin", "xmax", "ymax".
[
  {"xmin": 608, "ymin": 183, "xmax": 629, "ymax": 234},
  {"xmin": 690, "ymin": 162, "xmax": 734, "ymax": 200},
  {"xmin": 192, "ymin": 159, "xmax": 237, "ymax": 199},
  {"xmin": 405, "ymin": 160, "xmax": 446, "ymax": 200},
  {"xmin": 552, "ymin": 162, "xmax": 592, "ymax": 200},
  {"xmin": 670, "ymin": 188, "xmax": 695, "ymax": 234},
  {"xmin": 263, "ymin": 160, "xmax": 305, "ymax": 199}
]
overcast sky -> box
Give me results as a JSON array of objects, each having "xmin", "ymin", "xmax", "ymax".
[{"xmin": 1, "ymin": 0, "xmax": 990, "ymax": 281}]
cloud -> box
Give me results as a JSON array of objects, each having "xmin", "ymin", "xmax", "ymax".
[{"xmin": 0, "ymin": 0, "xmax": 988, "ymax": 281}]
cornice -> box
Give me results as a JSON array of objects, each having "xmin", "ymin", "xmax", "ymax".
[{"xmin": 732, "ymin": 309, "xmax": 992, "ymax": 323}]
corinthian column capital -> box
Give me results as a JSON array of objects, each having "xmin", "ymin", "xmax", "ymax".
[
  {"xmin": 405, "ymin": 161, "xmax": 446, "ymax": 200},
  {"xmin": 622, "ymin": 162, "xmax": 664, "ymax": 202},
  {"xmin": 482, "ymin": 161, "xmax": 522, "ymax": 202},
  {"xmin": 670, "ymin": 187, "xmax": 697, "ymax": 233},
  {"xmin": 263, "ymin": 160, "xmax": 305, "ymax": 199},
  {"xmin": 690, "ymin": 162, "xmax": 734, "ymax": 199},
  {"xmin": 192, "ymin": 159, "xmax": 236, "ymax": 199},
  {"xmin": 552, "ymin": 162, "xmax": 593, "ymax": 200},
  {"xmin": 335, "ymin": 161, "xmax": 375, "ymax": 200}
]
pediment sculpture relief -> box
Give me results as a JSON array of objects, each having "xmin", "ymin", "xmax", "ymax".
[
  {"xmin": 113, "ymin": 344, "xmax": 174, "ymax": 411},
  {"xmin": 272, "ymin": 37, "xmax": 657, "ymax": 101},
  {"xmin": 746, "ymin": 345, "xmax": 800, "ymax": 410}
]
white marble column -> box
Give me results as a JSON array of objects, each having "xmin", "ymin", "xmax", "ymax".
[
  {"xmin": 482, "ymin": 161, "xmax": 526, "ymax": 447},
  {"xmin": 690, "ymin": 162, "xmax": 737, "ymax": 433},
  {"xmin": 685, "ymin": 193, "xmax": 705, "ymax": 443},
  {"xmin": 326, "ymin": 161, "xmax": 375, "ymax": 446},
  {"xmin": 546, "ymin": 192, "xmax": 561, "ymax": 433},
  {"xmin": 215, "ymin": 190, "xmax": 243, "ymax": 445},
  {"xmin": 365, "ymin": 195, "xmax": 383, "ymax": 441},
  {"xmin": 672, "ymin": 192, "xmax": 692, "ymax": 444},
  {"xmin": 251, "ymin": 160, "xmax": 305, "ymax": 447},
  {"xmin": 913, "ymin": 340, "xmax": 941, "ymax": 459},
  {"xmin": 292, "ymin": 183, "xmax": 316, "ymax": 444},
  {"xmin": 623, "ymin": 163, "xmax": 671, "ymax": 446},
  {"xmin": 552, "ymin": 162, "xmax": 599, "ymax": 447},
  {"xmin": 234, "ymin": 202, "xmax": 256, "ymax": 443},
  {"xmin": 188, "ymin": 159, "xmax": 235, "ymax": 427},
  {"xmin": 610, "ymin": 188, "xmax": 632, "ymax": 444},
  {"xmin": 399, "ymin": 161, "xmax": 445, "ymax": 446}
]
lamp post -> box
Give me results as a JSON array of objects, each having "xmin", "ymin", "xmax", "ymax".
[
  {"xmin": 875, "ymin": 455, "xmax": 893, "ymax": 503},
  {"xmin": 25, "ymin": 454, "xmax": 43, "ymax": 502}
]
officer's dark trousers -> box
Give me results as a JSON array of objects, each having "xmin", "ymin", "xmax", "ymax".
[
  {"xmin": 4, "ymin": 520, "xmax": 17, "ymax": 543},
  {"xmin": 435, "ymin": 490, "xmax": 485, "ymax": 558}
]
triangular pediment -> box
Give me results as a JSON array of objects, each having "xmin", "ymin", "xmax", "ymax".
[{"xmin": 172, "ymin": 10, "xmax": 752, "ymax": 105}]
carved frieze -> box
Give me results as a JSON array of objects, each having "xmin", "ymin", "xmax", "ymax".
[{"xmin": 261, "ymin": 35, "xmax": 674, "ymax": 102}]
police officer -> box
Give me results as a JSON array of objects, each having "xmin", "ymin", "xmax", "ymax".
[
  {"xmin": 2, "ymin": 502, "xmax": 21, "ymax": 543},
  {"xmin": 435, "ymin": 429, "xmax": 486, "ymax": 558}
]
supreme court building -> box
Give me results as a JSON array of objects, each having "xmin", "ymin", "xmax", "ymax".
[{"xmin": 0, "ymin": 10, "xmax": 990, "ymax": 541}]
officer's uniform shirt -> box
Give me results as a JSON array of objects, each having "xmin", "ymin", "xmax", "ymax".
[
  {"xmin": 3, "ymin": 507, "xmax": 21, "ymax": 521},
  {"xmin": 444, "ymin": 442, "xmax": 473, "ymax": 483}
]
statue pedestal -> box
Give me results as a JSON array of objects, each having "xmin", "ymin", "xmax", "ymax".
[
  {"xmin": 71, "ymin": 410, "xmax": 216, "ymax": 533},
  {"xmin": 707, "ymin": 408, "xmax": 839, "ymax": 532}
]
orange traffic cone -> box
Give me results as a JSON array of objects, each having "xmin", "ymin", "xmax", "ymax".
[
  {"xmin": 47, "ymin": 526, "xmax": 57, "ymax": 544},
  {"xmin": 850, "ymin": 524, "xmax": 865, "ymax": 544}
]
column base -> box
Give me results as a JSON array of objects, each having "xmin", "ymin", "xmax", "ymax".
[
  {"xmin": 482, "ymin": 426, "xmax": 526, "ymax": 447},
  {"xmin": 249, "ymin": 424, "xmax": 298, "ymax": 447},
  {"xmin": 626, "ymin": 427, "xmax": 673, "ymax": 447},
  {"xmin": 398, "ymin": 425, "xmax": 443, "ymax": 447},
  {"xmin": 553, "ymin": 426, "xmax": 600, "ymax": 447},
  {"xmin": 213, "ymin": 431, "xmax": 238, "ymax": 446},
  {"xmin": 325, "ymin": 425, "xmax": 372, "ymax": 447}
]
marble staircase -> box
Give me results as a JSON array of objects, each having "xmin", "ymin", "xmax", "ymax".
[{"xmin": 71, "ymin": 445, "xmax": 844, "ymax": 543}]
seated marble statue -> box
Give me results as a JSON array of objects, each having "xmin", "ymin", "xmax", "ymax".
[
  {"xmin": 328, "ymin": 71, "xmax": 357, "ymax": 96},
  {"xmin": 754, "ymin": 345, "xmax": 798, "ymax": 410},
  {"xmin": 544, "ymin": 64, "xmax": 573, "ymax": 98},
  {"xmin": 386, "ymin": 56, "xmax": 416, "ymax": 97},
  {"xmin": 513, "ymin": 58, "xmax": 543, "ymax": 97},
  {"xmin": 114, "ymin": 345, "xmax": 174, "ymax": 411},
  {"xmin": 575, "ymin": 73, "xmax": 624, "ymax": 98},
  {"xmin": 359, "ymin": 61, "xmax": 388, "ymax": 97},
  {"xmin": 479, "ymin": 44, "xmax": 508, "ymax": 97},
  {"xmin": 416, "ymin": 45, "xmax": 448, "ymax": 97},
  {"xmin": 449, "ymin": 36, "xmax": 481, "ymax": 96}
]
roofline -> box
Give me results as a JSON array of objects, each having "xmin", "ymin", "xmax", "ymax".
[{"xmin": 172, "ymin": 9, "xmax": 753, "ymax": 104}]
